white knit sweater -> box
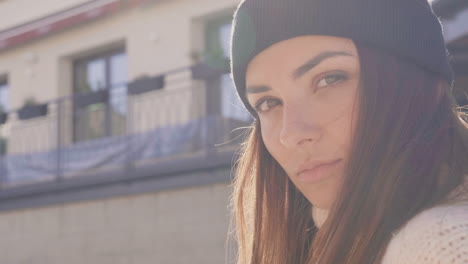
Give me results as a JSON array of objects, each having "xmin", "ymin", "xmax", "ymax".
[{"xmin": 311, "ymin": 177, "xmax": 468, "ymax": 264}]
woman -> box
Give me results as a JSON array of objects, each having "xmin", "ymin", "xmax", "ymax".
[{"xmin": 228, "ymin": 0, "xmax": 468, "ymax": 263}]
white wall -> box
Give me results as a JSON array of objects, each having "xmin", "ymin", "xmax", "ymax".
[
  {"xmin": 0, "ymin": 0, "xmax": 91, "ymax": 31},
  {"xmin": 0, "ymin": 181, "xmax": 235, "ymax": 264}
]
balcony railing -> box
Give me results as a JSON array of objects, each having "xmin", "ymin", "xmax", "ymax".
[{"xmin": 0, "ymin": 64, "xmax": 251, "ymax": 188}]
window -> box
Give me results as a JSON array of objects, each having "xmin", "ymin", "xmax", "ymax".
[
  {"xmin": 73, "ymin": 48, "xmax": 128, "ymax": 143},
  {"xmin": 0, "ymin": 79, "xmax": 9, "ymax": 114},
  {"xmin": 0, "ymin": 78, "xmax": 8, "ymax": 155},
  {"xmin": 205, "ymin": 16, "xmax": 251, "ymax": 122}
]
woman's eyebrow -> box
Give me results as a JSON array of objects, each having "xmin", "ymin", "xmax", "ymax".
[
  {"xmin": 246, "ymin": 85, "xmax": 271, "ymax": 94},
  {"xmin": 246, "ymin": 50, "xmax": 354, "ymax": 94},
  {"xmin": 292, "ymin": 51, "xmax": 354, "ymax": 80}
]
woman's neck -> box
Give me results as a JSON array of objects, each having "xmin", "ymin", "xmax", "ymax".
[{"xmin": 312, "ymin": 206, "xmax": 329, "ymax": 229}]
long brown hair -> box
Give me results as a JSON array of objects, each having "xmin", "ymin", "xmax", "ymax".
[{"xmin": 228, "ymin": 42, "xmax": 468, "ymax": 264}]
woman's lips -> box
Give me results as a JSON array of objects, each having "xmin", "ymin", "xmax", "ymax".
[{"xmin": 297, "ymin": 159, "xmax": 342, "ymax": 183}]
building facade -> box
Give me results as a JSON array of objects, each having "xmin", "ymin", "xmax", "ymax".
[
  {"xmin": 435, "ymin": 0, "xmax": 468, "ymax": 108},
  {"xmin": 0, "ymin": 0, "xmax": 248, "ymax": 263}
]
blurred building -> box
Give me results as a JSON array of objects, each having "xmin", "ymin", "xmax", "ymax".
[
  {"xmin": 0, "ymin": 0, "xmax": 248, "ymax": 263},
  {"xmin": 434, "ymin": 0, "xmax": 468, "ymax": 107}
]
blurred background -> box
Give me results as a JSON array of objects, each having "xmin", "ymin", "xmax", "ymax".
[{"xmin": 0, "ymin": 0, "xmax": 464, "ymax": 263}]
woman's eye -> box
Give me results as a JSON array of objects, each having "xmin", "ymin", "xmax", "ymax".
[
  {"xmin": 316, "ymin": 73, "xmax": 348, "ymax": 88},
  {"xmin": 254, "ymin": 98, "xmax": 281, "ymax": 113}
]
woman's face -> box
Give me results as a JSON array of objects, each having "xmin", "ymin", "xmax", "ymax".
[{"xmin": 245, "ymin": 36, "xmax": 361, "ymax": 209}]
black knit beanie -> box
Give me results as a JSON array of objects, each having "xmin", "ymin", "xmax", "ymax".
[{"xmin": 230, "ymin": 0, "xmax": 454, "ymax": 117}]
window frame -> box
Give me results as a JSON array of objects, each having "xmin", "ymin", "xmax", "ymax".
[{"xmin": 72, "ymin": 47, "xmax": 127, "ymax": 143}]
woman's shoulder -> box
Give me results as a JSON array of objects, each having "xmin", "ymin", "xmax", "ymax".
[
  {"xmin": 399, "ymin": 199, "xmax": 468, "ymax": 236},
  {"xmin": 381, "ymin": 194, "xmax": 468, "ymax": 264}
]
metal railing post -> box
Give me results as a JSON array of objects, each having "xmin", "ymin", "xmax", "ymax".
[
  {"xmin": 56, "ymin": 100, "xmax": 63, "ymax": 182},
  {"xmin": 125, "ymin": 90, "xmax": 133, "ymax": 175}
]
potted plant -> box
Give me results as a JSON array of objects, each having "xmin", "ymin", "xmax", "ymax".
[
  {"xmin": 128, "ymin": 74, "xmax": 165, "ymax": 95},
  {"xmin": 0, "ymin": 105, "xmax": 7, "ymax": 125},
  {"xmin": 18, "ymin": 97, "xmax": 48, "ymax": 120},
  {"xmin": 190, "ymin": 47, "xmax": 230, "ymax": 80},
  {"xmin": 73, "ymin": 82, "xmax": 109, "ymax": 108}
]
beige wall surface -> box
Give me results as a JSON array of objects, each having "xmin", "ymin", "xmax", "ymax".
[
  {"xmin": 0, "ymin": 181, "xmax": 235, "ymax": 264},
  {"xmin": 0, "ymin": 0, "xmax": 91, "ymax": 31}
]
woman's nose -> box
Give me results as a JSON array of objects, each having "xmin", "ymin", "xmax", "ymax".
[{"xmin": 279, "ymin": 104, "xmax": 321, "ymax": 149}]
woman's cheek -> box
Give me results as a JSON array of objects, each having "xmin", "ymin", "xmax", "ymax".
[
  {"xmin": 261, "ymin": 121, "xmax": 281, "ymax": 154},
  {"xmin": 261, "ymin": 121, "xmax": 274, "ymax": 147}
]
